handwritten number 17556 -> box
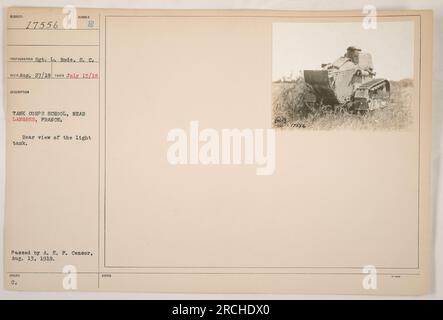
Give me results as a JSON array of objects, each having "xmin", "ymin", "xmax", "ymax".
[{"xmin": 25, "ymin": 21, "xmax": 59, "ymax": 30}]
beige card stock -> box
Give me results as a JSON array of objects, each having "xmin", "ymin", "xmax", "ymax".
[{"xmin": 4, "ymin": 7, "xmax": 433, "ymax": 294}]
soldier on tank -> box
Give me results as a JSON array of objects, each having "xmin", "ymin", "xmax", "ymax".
[{"xmin": 344, "ymin": 46, "xmax": 362, "ymax": 64}]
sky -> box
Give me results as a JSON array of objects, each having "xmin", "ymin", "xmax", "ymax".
[{"xmin": 272, "ymin": 21, "xmax": 415, "ymax": 81}]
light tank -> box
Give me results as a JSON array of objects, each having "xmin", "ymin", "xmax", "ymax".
[{"xmin": 303, "ymin": 46, "xmax": 390, "ymax": 112}]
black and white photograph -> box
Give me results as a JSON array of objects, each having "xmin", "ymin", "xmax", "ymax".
[{"xmin": 272, "ymin": 21, "xmax": 415, "ymax": 130}]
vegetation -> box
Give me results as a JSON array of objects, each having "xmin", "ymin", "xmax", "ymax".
[{"xmin": 272, "ymin": 78, "xmax": 414, "ymax": 130}]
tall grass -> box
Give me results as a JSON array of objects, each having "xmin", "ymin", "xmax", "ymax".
[{"xmin": 272, "ymin": 78, "xmax": 413, "ymax": 130}]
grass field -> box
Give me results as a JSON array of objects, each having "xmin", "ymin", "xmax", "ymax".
[{"xmin": 272, "ymin": 78, "xmax": 414, "ymax": 130}]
